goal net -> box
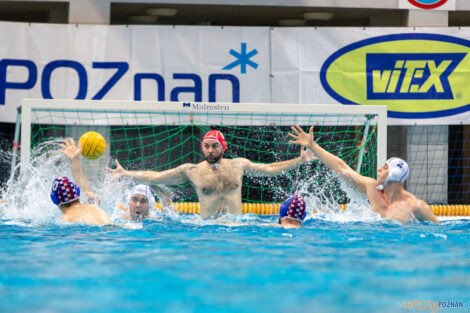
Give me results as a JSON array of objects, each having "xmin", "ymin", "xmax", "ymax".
[{"xmin": 20, "ymin": 99, "xmax": 387, "ymax": 205}]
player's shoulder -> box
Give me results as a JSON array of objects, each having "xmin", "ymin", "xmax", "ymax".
[
  {"xmin": 228, "ymin": 157, "xmax": 251, "ymax": 167},
  {"xmin": 86, "ymin": 203, "xmax": 106, "ymax": 212},
  {"xmin": 361, "ymin": 176, "xmax": 379, "ymax": 189},
  {"xmin": 229, "ymin": 157, "xmax": 249, "ymax": 163},
  {"xmin": 400, "ymin": 191, "xmax": 429, "ymax": 211},
  {"xmin": 178, "ymin": 163, "xmax": 198, "ymax": 171},
  {"xmin": 410, "ymin": 195, "xmax": 430, "ymax": 210}
]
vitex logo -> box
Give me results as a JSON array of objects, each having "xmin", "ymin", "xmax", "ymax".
[
  {"xmin": 366, "ymin": 53, "xmax": 465, "ymax": 100},
  {"xmin": 408, "ymin": 0, "xmax": 448, "ymax": 9},
  {"xmin": 320, "ymin": 33, "xmax": 470, "ymax": 119}
]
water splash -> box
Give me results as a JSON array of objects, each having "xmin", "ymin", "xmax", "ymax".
[
  {"xmin": 1, "ymin": 140, "xmax": 132, "ymax": 225},
  {"xmin": 1, "ymin": 140, "xmax": 383, "ymax": 226},
  {"xmin": 269, "ymin": 162, "xmax": 382, "ymax": 223},
  {"xmin": 1, "ymin": 140, "xmax": 64, "ymax": 224}
]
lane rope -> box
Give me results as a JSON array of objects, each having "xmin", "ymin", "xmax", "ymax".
[{"xmin": 155, "ymin": 202, "xmax": 470, "ymax": 216}]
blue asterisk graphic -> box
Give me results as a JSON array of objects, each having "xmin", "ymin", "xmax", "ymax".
[{"xmin": 222, "ymin": 43, "xmax": 258, "ymax": 74}]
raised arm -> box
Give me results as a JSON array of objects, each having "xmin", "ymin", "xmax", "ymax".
[
  {"xmin": 289, "ymin": 125, "xmax": 373, "ymax": 192},
  {"xmin": 243, "ymin": 146, "xmax": 314, "ymax": 177},
  {"xmin": 60, "ymin": 138, "xmax": 97, "ymax": 200},
  {"xmin": 107, "ymin": 160, "xmax": 189, "ymax": 185}
]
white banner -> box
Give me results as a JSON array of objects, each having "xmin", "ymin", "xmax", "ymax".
[
  {"xmin": 2, "ymin": 22, "xmax": 470, "ymax": 125},
  {"xmin": 0, "ymin": 23, "xmax": 270, "ymax": 123}
]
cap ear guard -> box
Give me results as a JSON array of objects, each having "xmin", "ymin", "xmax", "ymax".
[
  {"xmin": 50, "ymin": 191, "xmax": 60, "ymax": 205},
  {"xmin": 51, "ymin": 178, "xmax": 60, "ymax": 205},
  {"xmin": 388, "ymin": 168, "xmax": 403, "ymax": 181}
]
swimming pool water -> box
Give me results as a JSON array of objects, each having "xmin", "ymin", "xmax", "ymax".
[{"xmin": 1, "ymin": 216, "xmax": 468, "ymax": 313}]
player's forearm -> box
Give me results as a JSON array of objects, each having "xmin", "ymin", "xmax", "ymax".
[
  {"xmin": 70, "ymin": 158, "xmax": 93, "ymax": 194},
  {"xmin": 430, "ymin": 215, "xmax": 440, "ymax": 224},
  {"xmin": 123, "ymin": 169, "xmax": 160, "ymax": 182},
  {"xmin": 123, "ymin": 168, "xmax": 186, "ymax": 185},
  {"xmin": 262, "ymin": 157, "xmax": 304, "ymax": 176},
  {"xmin": 309, "ymin": 142, "xmax": 351, "ymax": 176}
]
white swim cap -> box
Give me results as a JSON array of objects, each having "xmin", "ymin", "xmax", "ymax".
[
  {"xmin": 377, "ymin": 157, "xmax": 409, "ymax": 190},
  {"xmin": 129, "ymin": 184, "xmax": 155, "ymax": 208}
]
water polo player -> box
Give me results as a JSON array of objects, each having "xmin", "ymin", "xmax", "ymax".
[
  {"xmin": 109, "ymin": 129, "xmax": 315, "ymax": 218},
  {"xmin": 289, "ymin": 125, "xmax": 438, "ymax": 223},
  {"xmin": 115, "ymin": 184, "xmax": 156, "ymax": 221},
  {"xmin": 50, "ymin": 176, "xmax": 112, "ymax": 225},
  {"xmin": 59, "ymin": 138, "xmax": 160, "ymax": 222}
]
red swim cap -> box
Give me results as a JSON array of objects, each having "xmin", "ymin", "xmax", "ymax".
[{"xmin": 201, "ymin": 130, "xmax": 227, "ymax": 152}]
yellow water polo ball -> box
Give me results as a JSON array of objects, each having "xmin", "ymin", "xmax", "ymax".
[{"xmin": 78, "ymin": 131, "xmax": 106, "ymax": 160}]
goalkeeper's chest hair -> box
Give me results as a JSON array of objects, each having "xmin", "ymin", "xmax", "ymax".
[{"xmin": 189, "ymin": 159, "xmax": 243, "ymax": 194}]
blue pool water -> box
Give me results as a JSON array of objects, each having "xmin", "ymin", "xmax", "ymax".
[
  {"xmin": 1, "ymin": 145, "xmax": 469, "ymax": 312},
  {"xmin": 1, "ymin": 215, "xmax": 469, "ymax": 313}
]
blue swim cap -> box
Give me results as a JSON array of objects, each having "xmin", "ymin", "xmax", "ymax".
[
  {"xmin": 279, "ymin": 194, "xmax": 306, "ymax": 221},
  {"xmin": 51, "ymin": 176, "xmax": 80, "ymax": 206}
]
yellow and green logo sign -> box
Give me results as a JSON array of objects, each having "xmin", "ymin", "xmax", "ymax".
[{"xmin": 320, "ymin": 33, "xmax": 470, "ymax": 118}]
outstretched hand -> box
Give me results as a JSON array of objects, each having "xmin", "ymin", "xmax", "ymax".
[
  {"xmin": 60, "ymin": 138, "xmax": 82, "ymax": 160},
  {"xmin": 289, "ymin": 125, "xmax": 316, "ymax": 148},
  {"xmin": 106, "ymin": 159, "xmax": 126, "ymax": 179}
]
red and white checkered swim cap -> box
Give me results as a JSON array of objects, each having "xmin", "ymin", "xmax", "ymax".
[
  {"xmin": 50, "ymin": 176, "xmax": 81, "ymax": 206},
  {"xmin": 201, "ymin": 130, "xmax": 227, "ymax": 152},
  {"xmin": 279, "ymin": 194, "xmax": 306, "ymax": 221}
]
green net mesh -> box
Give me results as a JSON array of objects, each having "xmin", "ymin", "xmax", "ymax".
[{"xmin": 29, "ymin": 107, "xmax": 378, "ymax": 204}]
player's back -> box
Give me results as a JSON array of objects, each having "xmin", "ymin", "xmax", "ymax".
[{"xmin": 61, "ymin": 203, "xmax": 112, "ymax": 225}]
